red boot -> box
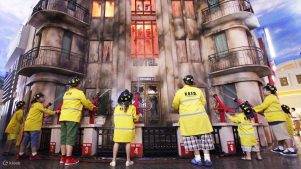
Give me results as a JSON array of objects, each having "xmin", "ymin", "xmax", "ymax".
[
  {"xmin": 59, "ymin": 156, "xmax": 66, "ymax": 164},
  {"xmin": 16, "ymin": 153, "xmax": 28, "ymax": 160},
  {"xmin": 65, "ymin": 157, "xmax": 79, "ymax": 166}
]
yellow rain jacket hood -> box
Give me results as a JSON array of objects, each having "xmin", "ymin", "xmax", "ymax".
[{"xmin": 172, "ymin": 85, "xmax": 213, "ymax": 136}]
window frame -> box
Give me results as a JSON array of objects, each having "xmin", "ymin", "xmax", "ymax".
[
  {"xmin": 296, "ymin": 75, "xmax": 301, "ymax": 84},
  {"xmin": 279, "ymin": 77, "xmax": 289, "ymax": 87},
  {"xmin": 104, "ymin": 0, "xmax": 115, "ymax": 18},
  {"xmin": 214, "ymin": 32, "xmax": 229, "ymax": 55}
]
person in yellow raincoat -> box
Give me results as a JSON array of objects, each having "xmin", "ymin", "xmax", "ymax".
[
  {"xmin": 59, "ymin": 77, "xmax": 96, "ymax": 166},
  {"xmin": 3, "ymin": 101, "xmax": 26, "ymax": 156},
  {"xmin": 16, "ymin": 93, "xmax": 58, "ymax": 160},
  {"xmin": 172, "ymin": 75, "xmax": 214, "ymax": 167},
  {"xmin": 110, "ymin": 89, "xmax": 139, "ymax": 167},
  {"xmin": 254, "ymin": 83, "xmax": 297, "ymax": 156},
  {"xmin": 227, "ymin": 101, "xmax": 262, "ymax": 161},
  {"xmin": 281, "ymin": 105, "xmax": 297, "ymax": 151}
]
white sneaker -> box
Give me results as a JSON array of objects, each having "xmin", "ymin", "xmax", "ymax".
[
  {"xmin": 110, "ymin": 161, "xmax": 116, "ymax": 167},
  {"xmin": 125, "ymin": 161, "xmax": 134, "ymax": 166}
]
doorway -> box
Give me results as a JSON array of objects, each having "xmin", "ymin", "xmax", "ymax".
[{"xmin": 131, "ymin": 81, "xmax": 160, "ymax": 126}]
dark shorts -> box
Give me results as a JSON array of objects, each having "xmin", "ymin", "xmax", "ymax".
[
  {"xmin": 60, "ymin": 121, "xmax": 79, "ymax": 146},
  {"xmin": 183, "ymin": 133, "xmax": 215, "ymax": 151},
  {"xmin": 21, "ymin": 131, "xmax": 40, "ymax": 148}
]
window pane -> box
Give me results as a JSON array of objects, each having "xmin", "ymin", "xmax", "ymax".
[
  {"xmin": 176, "ymin": 40, "xmax": 187, "ymax": 62},
  {"xmin": 185, "ymin": 1, "xmax": 195, "ymax": 17},
  {"xmin": 172, "ymin": 1, "xmax": 182, "ymax": 17},
  {"xmin": 137, "ymin": 39, "xmax": 145, "ymax": 56},
  {"xmin": 152, "ymin": 23, "xmax": 159, "ymax": 55},
  {"xmin": 103, "ymin": 41, "xmax": 113, "ymax": 62},
  {"xmin": 280, "ymin": 77, "xmax": 289, "ymax": 86},
  {"xmin": 144, "ymin": 0, "xmax": 151, "ymax": 12},
  {"xmin": 208, "ymin": 0, "xmax": 220, "ymax": 13},
  {"xmin": 189, "ymin": 40, "xmax": 201, "ymax": 62},
  {"xmin": 131, "ymin": 24, "xmax": 136, "ymax": 56},
  {"xmin": 67, "ymin": 0, "xmax": 77, "ymax": 11},
  {"xmin": 215, "ymin": 32, "xmax": 228, "ymax": 54},
  {"xmin": 136, "ymin": 0, "xmax": 143, "ymax": 12},
  {"xmin": 222, "ymin": 83, "xmax": 238, "ymax": 111},
  {"xmin": 92, "ymin": 0, "xmax": 101, "ymax": 17},
  {"xmin": 105, "ymin": 1, "xmax": 114, "ymax": 17},
  {"xmin": 62, "ymin": 31, "xmax": 72, "ymax": 59},
  {"xmin": 131, "ymin": 0, "xmax": 136, "ymax": 11},
  {"xmin": 151, "ymin": 0, "xmax": 156, "ymax": 11},
  {"xmin": 297, "ymin": 75, "xmax": 301, "ymax": 84}
]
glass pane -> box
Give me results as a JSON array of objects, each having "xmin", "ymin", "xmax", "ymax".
[
  {"xmin": 131, "ymin": 24, "xmax": 136, "ymax": 56},
  {"xmin": 189, "ymin": 40, "xmax": 201, "ymax": 62},
  {"xmin": 137, "ymin": 24, "xmax": 144, "ymax": 38},
  {"xmin": 151, "ymin": 0, "xmax": 156, "ymax": 11},
  {"xmin": 176, "ymin": 40, "xmax": 187, "ymax": 62},
  {"xmin": 145, "ymin": 39, "xmax": 153, "ymax": 56},
  {"xmin": 172, "ymin": 1, "xmax": 182, "ymax": 17},
  {"xmin": 215, "ymin": 32, "xmax": 228, "ymax": 54},
  {"xmin": 144, "ymin": 0, "xmax": 151, "ymax": 11},
  {"xmin": 105, "ymin": 1, "xmax": 114, "ymax": 17},
  {"xmin": 62, "ymin": 31, "xmax": 72, "ymax": 59},
  {"xmin": 92, "ymin": 0, "xmax": 101, "ymax": 17},
  {"xmin": 152, "ymin": 24, "xmax": 159, "ymax": 55},
  {"xmin": 67, "ymin": 0, "xmax": 77, "ymax": 11},
  {"xmin": 137, "ymin": 39, "xmax": 145, "ymax": 56},
  {"xmin": 185, "ymin": 1, "xmax": 195, "ymax": 17},
  {"xmin": 131, "ymin": 0, "xmax": 136, "ymax": 11},
  {"xmin": 147, "ymin": 85, "xmax": 158, "ymax": 94},
  {"xmin": 136, "ymin": 0, "xmax": 143, "ymax": 12},
  {"xmin": 103, "ymin": 41, "xmax": 113, "ymax": 62}
]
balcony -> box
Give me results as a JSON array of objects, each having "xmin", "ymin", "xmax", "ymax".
[
  {"xmin": 208, "ymin": 46, "xmax": 271, "ymax": 77},
  {"xmin": 28, "ymin": 0, "xmax": 90, "ymax": 28},
  {"xmin": 202, "ymin": 0, "xmax": 258, "ymax": 29},
  {"xmin": 18, "ymin": 46, "xmax": 85, "ymax": 77}
]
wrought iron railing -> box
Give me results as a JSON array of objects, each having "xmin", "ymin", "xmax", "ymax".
[
  {"xmin": 39, "ymin": 128, "xmax": 52, "ymax": 154},
  {"xmin": 18, "ymin": 46, "xmax": 85, "ymax": 74},
  {"xmin": 211, "ymin": 126, "xmax": 223, "ymax": 155},
  {"xmin": 232, "ymin": 126, "xmax": 243, "ymax": 154},
  {"xmin": 208, "ymin": 46, "xmax": 266, "ymax": 72},
  {"xmin": 96, "ymin": 127, "xmax": 126, "ymax": 157},
  {"xmin": 202, "ymin": 0, "xmax": 253, "ymax": 23},
  {"xmin": 32, "ymin": 0, "xmax": 90, "ymax": 24},
  {"xmin": 73, "ymin": 128, "xmax": 84, "ymax": 156},
  {"xmin": 142, "ymin": 127, "xmax": 178, "ymax": 157}
]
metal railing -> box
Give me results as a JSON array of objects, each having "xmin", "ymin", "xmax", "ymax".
[
  {"xmin": 39, "ymin": 128, "xmax": 52, "ymax": 154},
  {"xmin": 73, "ymin": 128, "xmax": 84, "ymax": 156},
  {"xmin": 33, "ymin": 0, "xmax": 90, "ymax": 24},
  {"xmin": 211, "ymin": 126, "xmax": 223, "ymax": 155},
  {"xmin": 96, "ymin": 128, "xmax": 126, "ymax": 157},
  {"xmin": 208, "ymin": 46, "xmax": 266, "ymax": 72},
  {"xmin": 202, "ymin": 0, "xmax": 253, "ymax": 23},
  {"xmin": 232, "ymin": 126, "xmax": 243, "ymax": 154},
  {"xmin": 18, "ymin": 46, "xmax": 85, "ymax": 74},
  {"xmin": 142, "ymin": 127, "xmax": 178, "ymax": 157}
]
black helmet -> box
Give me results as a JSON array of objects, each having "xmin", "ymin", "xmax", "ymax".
[
  {"xmin": 264, "ymin": 83, "xmax": 277, "ymax": 94},
  {"xmin": 281, "ymin": 104, "xmax": 290, "ymax": 114},
  {"xmin": 118, "ymin": 89, "xmax": 133, "ymax": 106},
  {"xmin": 239, "ymin": 101, "xmax": 254, "ymax": 119},
  {"xmin": 33, "ymin": 93, "xmax": 44, "ymax": 100},
  {"xmin": 68, "ymin": 77, "xmax": 81, "ymax": 87},
  {"xmin": 183, "ymin": 75, "xmax": 195, "ymax": 85},
  {"xmin": 16, "ymin": 101, "xmax": 25, "ymax": 109}
]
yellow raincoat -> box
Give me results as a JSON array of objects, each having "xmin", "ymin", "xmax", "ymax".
[
  {"xmin": 227, "ymin": 113, "xmax": 257, "ymax": 146},
  {"xmin": 172, "ymin": 85, "xmax": 213, "ymax": 136},
  {"xmin": 59, "ymin": 88, "xmax": 95, "ymax": 123},
  {"xmin": 5, "ymin": 109, "xmax": 24, "ymax": 134},
  {"xmin": 113, "ymin": 105, "xmax": 139, "ymax": 143},
  {"xmin": 254, "ymin": 94, "xmax": 286, "ymax": 122},
  {"xmin": 24, "ymin": 102, "xmax": 56, "ymax": 131},
  {"xmin": 285, "ymin": 114, "xmax": 294, "ymax": 137}
]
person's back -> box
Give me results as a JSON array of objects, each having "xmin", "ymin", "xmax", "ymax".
[{"xmin": 5, "ymin": 109, "xmax": 24, "ymax": 134}]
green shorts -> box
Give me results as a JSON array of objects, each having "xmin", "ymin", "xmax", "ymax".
[{"xmin": 60, "ymin": 121, "xmax": 79, "ymax": 146}]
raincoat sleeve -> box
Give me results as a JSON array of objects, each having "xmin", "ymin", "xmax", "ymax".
[
  {"xmin": 172, "ymin": 91, "xmax": 180, "ymax": 111},
  {"xmin": 37, "ymin": 103, "xmax": 56, "ymax": 115},
  {"xmin": 227, "ymin": 113, "xmax": 242, "ymax": 123},
  {"xmin": 253, "ymin": 96, "xmax": 272, "ymax": 113},
  {"xmin": 79, "ymin": 91, "xmax": 95, "ymax": 111},
  {"xmin": 132, "ymin": 106, "xmax": 139, "ymax": 122},
  {"xmin": 200, "ymin": 91, "xmax": 206, "ymax": 106}
]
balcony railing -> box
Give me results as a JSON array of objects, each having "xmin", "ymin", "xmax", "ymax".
[
  {"xmin": 18, "ymin": 46, "xmax": 85, "ymax": 75},
  {"xmin": 208, "ymin": 46, "xmax": 266, "ymax": 72},
  {"xmin": 32, "ymin": 0, "xmax": 90, "ymax": 24},
  {"xmin": 202, "ymin": 0, "xmax": 253, "ymax": 23}
]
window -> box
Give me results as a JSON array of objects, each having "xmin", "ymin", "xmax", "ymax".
[
  {"xmin": 88, "ymin": 41, "xmax": 100, "ymax": 63},
  {"xmin": 184, "ymin": 0, "xmax": 195, "ymax": 17},
  {"xmin": 214, "ymin": 32, "xmax": 228, "ymax": 54},
  {"xmin": 176, "ymin": 40, "xmax": 187, "ymax": 62},
  {"xmin": 102, "ymin": 41, "xmax": 113, "ymax": 62},
  {"xmin": 208, "ymin": 0, "xmax": 220, "ymax": 12},
  {"xmin": 131, "ymin": 0, "xmax": 156, "ymax": 15},
  {"xmin": 62, "ymin": 31, "xmax": 73, "ymax": 59},
  {"xmin": 54, "ymin": 85, "xmax": 66, "ymax": 109},
  {"xmin": 172, "ymin": 0, "xmax": 182, "ymax": 17},
  {"xmin": 222, "ymin": 83, "xmax": 238, "ymax": 112},
  {"xmin": 189, "ymin": 40, "xmax": 201, "ymax": 62},
  {"xmin": 280, "ymin": 77, "xmax": 289, "ymax": 86},
  {"xmin": 92, "ymin": 0, "xmax": 102, "ymax": 17},
  {"xmin": 131, "ymin": 0, "xmax": 158, "ymax": 59},
  {"xmin": 67, "ymin": 0, "xmax": 77, "ymax": 11},
  {"xmin": 105, "ymin": 1, "xmax": 114, "ymax": 17},
  {"xmin": 297, "ymin": 75, "xmax": 301, "ymax": 84}
]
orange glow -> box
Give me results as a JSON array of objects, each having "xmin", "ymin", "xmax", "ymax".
[
  {"xmin": 92, "ymin": 0, "xmax": 101, "ymax": 17},
  {"xmin": 105, "ymin": 1, "xmax": 115, "ymax": 17}
]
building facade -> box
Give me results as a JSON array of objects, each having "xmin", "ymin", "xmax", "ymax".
[
  {"xmin": 9, "ymin": 0, "xmax": 271, "ymax": 127},
  {"xmin": 274, "ymin": 56, "xmax": 301, "ymax": 111}
]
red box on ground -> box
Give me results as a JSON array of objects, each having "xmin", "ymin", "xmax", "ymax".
[
  {"xmin": 82, "ymin": 143, "xmax": 92, "ymax": 156},
  {"xmin": 130, "ymin": 143, "xmax": 143, "ymax": 158}
]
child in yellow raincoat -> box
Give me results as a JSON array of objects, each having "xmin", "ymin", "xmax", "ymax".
[
  {"xmin": 3, "ymin": 101, "xmax": 26, "ymax": 156},
  {"xmin": 16, "ymin": 93, "xmax": 58, "ymax": 160},
  {"xmin": 110, "ymin": 90, "xmax": 139, "ymax": 167},
  {"xmin": 227, "ymin": 101, "xmax": 262, "ymax": 161},
  {"xmin": 281, "ymin": 105, "xmax": 297, "ymax": 150}
]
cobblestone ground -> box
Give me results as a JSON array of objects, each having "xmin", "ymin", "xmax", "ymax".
[{"xmin": 0, "ymin": 136, "xmax": 301, "ymax": 169}]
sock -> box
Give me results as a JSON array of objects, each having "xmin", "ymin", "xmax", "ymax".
[
  {"xmin": 204, "ymin": 153, "xmax": 211, "ymax": 161},
  {"xmin": 32, "ymin": 152, "xmax": 37, "ymax": 156},
  {"xmin": 278, "ymin": 146, "xmax": 284, "ymax": 151},
  {"xmin": 19, "ymin": 152, "xmax": 24, "ymax": 156},
  {"xmin": 288, "ymin": 148, "xmax": 295, "ymax": 152},
  {"xmin": 195, "ymin": 154, "xmax": 201, "ymax": 161}
]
